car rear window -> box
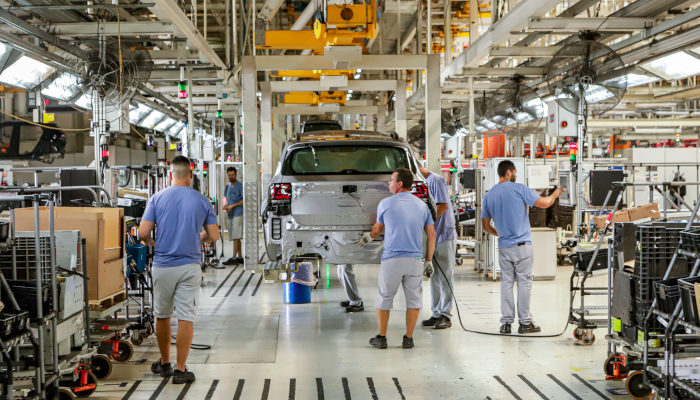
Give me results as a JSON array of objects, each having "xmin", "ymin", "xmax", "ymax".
[
  {"xmin": 302, "ymin": 122, "xmax": 343, "ymax": 133},
  {"xmin": 284, "ymin": 145, "xmax": 410, "ymax": 175}
]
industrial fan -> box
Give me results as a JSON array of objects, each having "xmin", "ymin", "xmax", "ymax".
[
  {"xmin": 488, "ymin": 79, "xmax": 547, "ymax": 136},
  {"xmin": 407, "ymin": 110, "xmax": 460, "ymax": 149},
  {"xmin": 458, "ymin": 94, "xmax": 496, "ymax": 137}
]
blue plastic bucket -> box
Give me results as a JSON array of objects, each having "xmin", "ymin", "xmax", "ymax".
[{"xmin": 283, "ymin": 282, "xmax": 312, "ymax": 304}]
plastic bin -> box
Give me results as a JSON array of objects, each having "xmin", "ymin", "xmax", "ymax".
[
  {"xmin": 570, "ymin": 245, "xmax": 608, "ymax": 272},
  {"xmin": 681, "ymin": 227, "xmax": 700, "ymax": 253},
  {"xmin": 654, "ymin": 277, "xmax": 683, "ymax": 314},
  {"xmin": 679, "ymin": 276, "xmax": 700, "ymax": 326},
  {"xmin": 126, "ymin": 243, "xmax": 148, "ymax": 272},
  {"xmin": 283, "ymin": 282, "xmax": 312, "ymax": 304}
]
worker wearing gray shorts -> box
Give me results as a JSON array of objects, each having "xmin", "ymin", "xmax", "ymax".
[
  {"xmin": 356, "ymin": 168, "xmax": 436, "ymax": 349},
  {"xmin": 139, "ymin": 156, "xmax": 220, "ymax": 384},
  {"xmin": 337, "ymin": 264, "xmax": 364, "ymax": 312},
  {"xmin": 481, "ymin": 160, "xmax": 562, "ymax": 335}
]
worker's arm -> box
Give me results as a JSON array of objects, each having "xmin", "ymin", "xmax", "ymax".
[
  {"xmin": 534, "ymin": 187, "xmax": 564, "ymax": 209},
  {"xmin": 436, "ymin": 203, "xmax": 449, "ymax": 218},
  {"xmin": 231, "ymin": 200, "xmax": 244, "ymax": 208},
  {"xmin": 369, "ymin": 222, "xmax": 385, "ymax": 239},
  {"xmin": 200, "ymin": 224, "xmax": 221, "ymax": 243},
  {"xmin": 356, "ymin": 222, "xmax": 384, "ymax": 247},
  {"xmin": 139, "ymin": 220, "xmax": 156, "ymax": 246},
  {"xmin": 424, "ymin": 224, "xmax": 436, "ymax": 262},
  {"xmin": 482, "ymin": 218, "xmax": 498, "ymax": 237}
]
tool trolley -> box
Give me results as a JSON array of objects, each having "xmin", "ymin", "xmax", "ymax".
[{"xmin": 123, "ymin": 218, "xmax": 154, "ymax": 347}]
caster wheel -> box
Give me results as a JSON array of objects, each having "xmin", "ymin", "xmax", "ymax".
[
  {"xmin": 59, "ymin": 388, "xmax": 76, "ymax": 400},
  {"xmin": 91, "ymin": 354, "xmax": 112, "ymax": 380},
  {"xmin": 573, "ymin": 328, "xmax": 585, "ymax": 341},
  {"xmin": 626, "ymin": 371, "xmax": 652, "ymax": 399},
  {"xmin": 111, "ymin": 340, "xmax": 134, "ymax": 364},
  {"xmin": 131, "ymin": 332, "xmax": 143, "ymax": 346},
  {"xmin": 456, "ymin": 258, "xmax": 463, "ymax": 266},
  {"xmin": 604, "ymin": 355, "xmax": 629, "ymax": 378},
  {"xmin": 582, "ymin": 334, "xmax": 596, "ymax": 345},
  {"xmin": 141, "ymin": 328, "xmax": 150, "ymax": 339},
  {"xmin": 71, "ymin": 371, "xmax": 98, "ymax": 398}
]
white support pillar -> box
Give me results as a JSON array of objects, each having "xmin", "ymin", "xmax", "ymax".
[
  {"xmin": 294, "ymin": 115, "xmax": 301, "ymax": 133},
  {"xmin": 242, "ymin": 56, "xmax": 258, "ymax": 269},
  {"xmin": 260, "ymin": 82, "xmax": 273, "ymax": 190},
  {"xmin": 396, "ymin": 79, "xmax": 407, "ymax": 139},
  {"xmin": 186, "ymin": 66, "xmax": 194, "ymax": 158},
  {"xmin": 425, "ymin": 54, "xmax": 441, "ymax": 172},
  {"xmin": 530, "ymin": 133, "xmax": 536, "ymax": 160},
  {"xmin": 343, "ymin": 114, "xmax": 351, "ymax": 130},
  {"xmin": 377, "ymin": 100, "xmax": 386, "ymax": 134},
  {"xmin": 468, "ymin": 76, "xmax": 476, "ymax": 158},
  {"xmin": 286, "ymin": 115, "xmax": 293, "ymax": 138}
]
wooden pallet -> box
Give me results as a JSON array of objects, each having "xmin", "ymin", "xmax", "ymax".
[{"xmin": 89, "ymin": 290, "xmax": 127, "ymax": 311}]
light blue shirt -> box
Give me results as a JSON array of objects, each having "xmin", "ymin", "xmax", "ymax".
[
  {"xmin": 143, "ymin": 186, "xmax": 218, "ymax": 268},
  {"xmin": 377, "ymin": 191, "xmax": 434, "ymax": 261},
  {"xmin": 225, "ymin": 181, "xmax": 243, "ymax": 218},
  {"xmin": 426, "ymin": 172, "xmax": 456, "ymax": 246},
  {"xmin": 481, "ymin": 181, "xmax": 540, "ymax": 249}
]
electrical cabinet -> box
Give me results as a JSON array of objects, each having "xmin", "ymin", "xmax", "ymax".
[
  {"xmin": 547, "ymin": 101, "xmax": 577, "ymax": 137},
  {"xmin": 60, "ymin": 169, "xmax": 97, "ymax": 205}
]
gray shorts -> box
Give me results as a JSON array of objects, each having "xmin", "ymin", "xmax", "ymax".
[
  {"xmin": 227, "ymin": 216, "xmax": 242, "ymax": 240},
  {"xmin": 375, "ymin": 257, "xmax": 424, "ymax": 310},
  {"xmin": 152, "ymin": 263, "xmax": 202, "ymax": 322}
]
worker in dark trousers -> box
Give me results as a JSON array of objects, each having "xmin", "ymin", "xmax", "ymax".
[
  {"xmin": 481, "ymin": 160, "xmax": 562, "ymax": 334},
  {"xmin": 418, "ymin": 165, "xmax": 457, "ymax": 330},
  {"xmin": 337, "ymin": 264, "xmax": 364, "ymax": 312}
]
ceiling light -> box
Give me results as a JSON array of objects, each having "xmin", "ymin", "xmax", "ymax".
[
  {"xmin": 0, "ymin": 56, "xmax": 55, "ymax": 89},
  {"xmin": 634, "ymin": 127, "xmax": 682, "ymax": 134},
  {"xmin": 639, "ymin": 52, "xmax": 700, "ymax": 81},
  {"xmin": 633, "ymin": 102, "xmax": 677, "ymax": 108},
  {"xmin": 655, "ymin": 111, "xmax": 689, "ymax": 116}
]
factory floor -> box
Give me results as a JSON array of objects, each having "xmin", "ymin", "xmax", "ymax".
[{"xmin": 90, "ymin": 244, "xmax": 636, "ymax": 400}]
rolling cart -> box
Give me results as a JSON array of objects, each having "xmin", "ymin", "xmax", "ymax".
[{"xmin": 124, "ymin": 218, "xmax": 155, "ymax": 346}]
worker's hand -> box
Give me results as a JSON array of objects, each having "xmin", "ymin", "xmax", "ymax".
[
  {"xmin": 554, "ymin": 187, "xmax": 565, "ymax": 197},
  {"xmin": 423, "ymin": 261, "xmax": 434, "ymax": 279},
  {"xmin": 355, "ymin": 232, "xmax": 374, "ymax": 248}
]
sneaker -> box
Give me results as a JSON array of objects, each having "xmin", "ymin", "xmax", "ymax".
[
  {"xmin": 433, "ymin": 315, "xmax": 452, "ymax": 330},
  {"xmin": 234, "ymin": 257, "xmax": 244, "ymax": 265},
  {"xmin": 172, "ymin": 367, "xmax": 196, "ymax": 384},
  {"xmin": 211, "ymin": 263, "xmax": 226, "ymax": 269},
  {"xmin": 151, "ymin": 359, "xmax": 173, "ymax": 378},
  {"xmin": 402, "ymin": 335, "xmax": 414, "ymax": 349},
  {"xmin": 345, "ymin": 302, "xmax": 364, "ymax": 313},
  {"xmin": 222, "ymin": 258, "xmax": 237, "ymax": 265},
  {"xmin": 339, "ymin": 300, "xmax": 351, "ymax": 307},
  {"xmin": 421, "ymin": 317, "xmax": 439, "ymax": 327},
  {"xmin": 369, "ymin": 335, "xmax": 387, "ymax": 349},
  {"xmin": 500, "ymin": 323, "xmax": 512, "ymax": 334},
  {"xmin": 518, "ymin": 322, "xmax": 542, "ymax": 334}
]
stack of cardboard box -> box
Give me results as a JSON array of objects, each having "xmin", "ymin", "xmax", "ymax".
[{"xmin": 593, "ymin": 203, "xmax": 661, "ymax": 230}]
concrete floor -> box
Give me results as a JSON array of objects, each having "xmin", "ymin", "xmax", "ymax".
[{"xmin": 90, "ymin": 246, "xmax": 637, "ymax": 400}]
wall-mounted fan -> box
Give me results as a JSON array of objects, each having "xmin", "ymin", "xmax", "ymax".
[
  {"xmin": 458, "ymin": 95, "xmax": 491, "ymax": 137},
  {"xmin": 488, "ymin": 79, "xmax": 546, "ymax": 136}
]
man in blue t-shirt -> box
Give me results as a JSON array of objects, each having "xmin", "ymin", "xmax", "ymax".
[
  {"xmin": 356, "ymin": 168, "xmax": 436, "ymax": 349},
  {"xmin": 222, "ymin": 166, "xmax": 244, "ymax": 265},
  {"xmin": 139, "ymin": 156, "xmax": 220, "ymax": 384},
  {"xmin": 481, "ymin": 160, "xmax": 562, "ymax": 335}
]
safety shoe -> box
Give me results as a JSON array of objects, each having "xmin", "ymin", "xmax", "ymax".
[
  {"xmin": 402, "ymin": 335, "xmax": 414, "ymax": 349},
  {"xmin": 345, "ymin": 302, "xmax": 364, "ymax": 313},
  {"xmin": 339, "ymin": 300, "xmax": 351, "ymax": 307},
  {"xmin": 421, "ymin": 317, "xmax": 439, "ymax": 327},
  {"xmin": 433, "ymin": 315, "xmax": 452, "ymax": 330},
  {"xmin": 500, "ymin": 323, "xmax": 512, "ymax": 334},
  {"xmin": 172, "ymin": 367, "xmax": 196, "ymax": 384},
  {"xmin": 222, "ymin": 258, "xmax": 237, "ymax": 266},
  {"xmin": 234, "ymin": 257, "xmax": 244, "ymax": 265},
  {"xmin": 151, "ymin": 359, "xmax": 173, "ymax": 378},
  {"xmin": 211, "ymin": 263, "xmax": 226, "ymax": 269},
  {"xmin": 369, "ymin": 335, "xmax": 387, "ymax": 349},
  {"xmin": 518, "ymin": 322, "xmax": 542, "ymax": 334}
]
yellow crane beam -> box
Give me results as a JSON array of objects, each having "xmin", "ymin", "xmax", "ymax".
[{"xmin": 280, "ymin": 91, "xmax": 347, "ymax": 105}]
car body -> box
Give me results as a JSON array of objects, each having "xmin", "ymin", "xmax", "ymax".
[
  {"xmin": 300, "ymin": 120, "xmax": 343, "ymax": 133},
  {"xmin": 261, "ymin": 130, "xmax": 436, "ymax": 265},
  {"xmin": 0, "ymin": 121, "xmax": 66, "ymax": 163}
]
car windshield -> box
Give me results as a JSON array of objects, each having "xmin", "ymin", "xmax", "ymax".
[
  {"xmin": 284, "ymin": 145, "xmax": 410, "ymax": 175},
  {"xmin": 302, "ymin": 122, "xmax": 342, "ymax": 133}
]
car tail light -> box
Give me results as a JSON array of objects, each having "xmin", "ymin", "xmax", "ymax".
[
  {"xmin": 271, "ymin": 183, "xmax": 292, "ymax": 202},
  {"xmin": 271, "ymin": 218, "xmax": 282, "ymax": 240},
  {"xmin": 411, "ymin": 182, "xmax": 429, "ymax": 199}
]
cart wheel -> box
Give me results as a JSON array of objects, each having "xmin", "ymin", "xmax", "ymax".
[
  {"xmin": 131, "ymin": 335, "xmax": 143, "ymax": 346},
  {"xmin": 604, "ymin": 355, "xmax": 629, "ymax": 377},
  {"xmin": 111, "ymin": 340, "xmax": 134, "ymax": 364},
  {"xmin": 456, "ymin": 257, "xmax": 463, "ymax": 266},
  {"xmin": 71, "ymin": 371, "xmax": 98, "ymax": 398},
  {"xmin": 91, "ymin": 354, "xmax": 113, "ymax": 380},
  {"xmin": 59, "ymin": 389, "xmax": 76, "ymax": 400},
  {"xmin": 573, "ymin": 328, "xmax": 585, "ymax": 341},
  {"xmin": 141, "ymin": 328, "xmax": 151, "ymax": 339},
  {"xmin": 582, "ymin": 334, "xmax": 596, "ymax": 345},
  {"xmin": 626, "ymin": 371, "xmax": 652, "ymax": 399}
]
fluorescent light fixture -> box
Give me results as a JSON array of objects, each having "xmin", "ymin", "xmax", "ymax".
[
  {"xmin": 634, "ymin": 127, "xmax": 682, "ymax": 134},
  {"xmin": 41, "ymin": 73, "xmax": 82, "ymax": 100},
  {"xmin": 353, "ymin": 74, "xmax": 360, "ymax": 79},
  {"xmin": 73, "ymin": 89, "xmax": 92, "ymax": 109},
  {"xmin": 634, "ymin": 102, "xmax": 677, "ymax": 108},
  {"xmin": 626, "ymin": 73, "xmax": 661, "ymax": 87},
  {"xmin": 0, "ymin": 56, "xmax": 55, "ymax": 90},
  {"xmin": 348, "ymin": 90, "xmax": 353, "ymax": 94},
  {"xmin": 655, "ymin": 111, "xmax": 690, "ymax": 116},
  {"xmin": 138, "ymin": 110, "xmax": 165, "ymax": 129},
  {"xmin": 154, "ymin": 117, "xmax": 177, "ymax": 132},
  {"xmin": 639, "ymin": 52, "xmax": 700, "ymax": 81},
  {"xmin": 129, "ymin": 103, "xmax": 152, "ymax": 124}
]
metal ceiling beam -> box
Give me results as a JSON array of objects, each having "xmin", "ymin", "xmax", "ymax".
[
  {"xmin": 255, "ymin": 55, "xmax": 428, "ymax": 71},
  {"xmin": 10, "ymin": 4, "xmax": 154, "ymax": 10},
  {"xmin": 489, "ymin": 46, "xmax": 562, "ymax": 57},
  {"xmin": 150, "ymin": 70, "xmax": 219, "ymax": 80},
  {"xmin": 257, "ymin": 0, "xmax": 287, "ymax": 23},
  {"xmin": 587, "ymin": 119, "xmax": 700, "ymax": 127},
  {"xmin": 272, "ymin": 106, "xmax": 380, "ymax": 115},
  {"xmin": 458, "ymin": 67, "xmax": 545, "ymax": 76},
  {"xmin": 557, "ymin": 0, "xmax": 602, "ymax": 17},
  {"xmin": 173, "ymin": 97, "xmax": 240, "ymax": 105},
  {"xmin": 654, "ymin": 87, "xmax": 700, "ymax": 101},
  {"xmin": 526, "ymin": 17, "xmax": 653, "ymax": 31},
  {"xmin": 0, "ymin": 31, "xmax": 71, "ymax": 72},
  {"xmin": 30, "ymin": 21, "xmax": 174, "ymax": 36},
  {"xmin": 610, "ymin": 6, "xmax": 700, "ymax": 53},
  {"xmin": 442, "ymin": 82, "xmax": 506, "ymax": 90},
  {"xmin": 154, "ymin": 86, "xmax": 238, "ymax": 96}
]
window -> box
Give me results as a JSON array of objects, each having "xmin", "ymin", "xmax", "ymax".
[
  {"xmin": 283, "ymin": 145, "xmax": 410, "ymax": 175},
  {"xmin": 301, "ymin": 121, "xmax": 343, "ymax": 133},
  {"xmin": 18, "ymin": 125, "xmax": 43, "ymax": 155},
  {"xmin": 42, "ymin": 73, "xmax": 82, "ymax": 100},
  {"xmin": 0, "ymin": 56, "xmax": 55, "ymax": 89}
]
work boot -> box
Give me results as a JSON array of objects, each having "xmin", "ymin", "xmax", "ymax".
[
  {"xmin": 433, "ymin": 315, "xmax": 452, "ymax": 330},
  {"xmin": 421, "ymin": 316, "xmax": 439, "ymax": 327},
  {"xmin": 151, "ymin": 359, "xmax": 173, "ymax": 378},
  {"xmin": 172, "ymin": 367, "xmax": 196, "ymax": 384},
  {"xmin": 369, "ymin": 335, "xmax": 387, "ymax": 349},
  {"xmin": 222, "ymin": 258, "xmax": 236, "ymax": 266},
  {"xmin": 345, "ymin": 302, "xmax": 364, "ymax": 313},
  {"xmin": 339, "ymin": 300, "xmax": 351, "ymax": 307},
  {"xmin": 402, "ymin": 335, "xmax": 414, "ymax": 349},
  {"xmin": 500, "ymin": 323, "xmax": 512, "ymax": 334},
  {"xmin": 518, "ymin": 322, "xmax": 542, "ymax": 334}
]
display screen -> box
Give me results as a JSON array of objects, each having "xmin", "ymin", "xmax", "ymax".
[{"xmin": 559, "ymin": 172, "xmax": 572, "ymax": 205}]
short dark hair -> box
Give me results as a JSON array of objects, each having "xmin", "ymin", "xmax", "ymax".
[
  {"xmin": 170, "ymin": 155, "xmax": 191, "ymax": 178},
  {"xmin": 227, "ymin": 166, "xmax": 237, "ymax": 174},
  {"xmin": 497, "ymin": 160, "xmax": 516, "ymax": 178},
  {"xmin": 395, "ymin": 167, "xmax": 414, "ymax": 189}
]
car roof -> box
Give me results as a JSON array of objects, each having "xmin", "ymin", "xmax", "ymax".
[{"xmin": 292, "ymin": 130, "xmax": 404, "ymax": 144}]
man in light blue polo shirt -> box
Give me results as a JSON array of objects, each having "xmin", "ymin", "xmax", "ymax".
[
  {"xmin": 481, "ymin": 160, "xmax": 562, "ymax": 334},
  {"xmin": 356, "ymin": 168, "xmax": 436, "ymax": 349},
  {"xmin": 418, "ymin": 165, "xmax": 457, "ymax": 330},
  {"xmin": 222, "ymin": 166, "xmax": 244, "ymax": 265}
]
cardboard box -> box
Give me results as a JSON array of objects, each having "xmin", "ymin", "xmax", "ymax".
[
  {"xmin": 118, "ymin": 188, "xmax": 148, "ymax": 199},
  {"xmin": 628, "ymin": 203, "xmax": 660, "ymax": 221},
  {"xmin": 15, "ymin": 207, "xmax": 125, "ymax": 300},
  {"xmin": 593, "ymin": 209, "xmax": 631, "ymax": 230}
]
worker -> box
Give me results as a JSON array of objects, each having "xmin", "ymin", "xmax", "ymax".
[
  {"xmin": 418, "ymin": 165, "xmax": 457, "ymax": 330},
  {"xmin": 139, "ymin": 155, "xmax": 220, "ymax": 384},
  {"xmin": 356, "ymin": 168, "xmax": 436, "ymax": 349},
  {"xmin": 337, "ymin": 264, "xmax": 364, "ymax": 312},
  {"xmin": 481, "ymin": 160, "xmax": 562, "ymax": 334},
  {"xmin": 222, "ymin": 166, "xmax": 243, "ymax": 265}
]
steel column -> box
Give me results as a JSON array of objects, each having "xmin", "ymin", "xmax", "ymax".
[
  {"xmin": 396, "ymin": 79, "xmax": 407, "ymax": 139},
  {"xmin": 260, "ymin": 82, "xmax": 273, "ymax": 190},
  {"xmin": 242, "ymin": 57, "xmax": 258, "ymax": 270},
  {"xmin": 425, "ymin": 54, "xmax": 441, "ymax": 172},
  {"xmin": 186, "ymin": 66, "xmax": 194, "ymax": 158}
]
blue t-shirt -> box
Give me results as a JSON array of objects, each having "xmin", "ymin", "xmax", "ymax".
[
  {"xmin": 225, "ymin": 181, "xmax": 243, "ymax": 218},
  {"xmin": 481, "ymin": 181, "xmax": 540, "ymax": 248},
  {"xmin": 426, "ymin": 172, "xmax": 456, "ymax": 246},
  {"xmin": 377, "ymin": 191, "xmax": 434, "ymax": 261},
  {"xmin": 142, "ymin": 185, "xmax": 218, "ymax": 268}
]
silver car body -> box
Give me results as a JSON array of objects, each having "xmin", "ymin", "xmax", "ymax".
[{"xmin": 261, "ymin": 130, "xmax": 436, "ymax": 265}]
